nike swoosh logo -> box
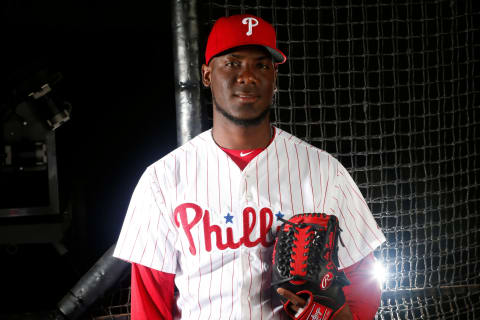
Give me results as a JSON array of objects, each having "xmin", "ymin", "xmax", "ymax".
[{"xmin": 240, "ymin": 151, "xmax": 253, "ymax": 157}]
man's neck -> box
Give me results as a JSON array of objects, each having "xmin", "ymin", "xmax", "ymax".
[{"xmin": 212, "ymin": 119, "xmax": 272, "ymax": 150}]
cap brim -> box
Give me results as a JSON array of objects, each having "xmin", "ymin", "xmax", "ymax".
[
  {"xmin": 208, "ymin": 45, "xmax": 287, "ymax": 65},
  {"xmin": 265, "ymin": 46, "xmax": 286, "ymax": 64}
]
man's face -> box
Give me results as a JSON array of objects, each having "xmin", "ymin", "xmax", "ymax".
[{"xmin": 202, "ymin": 45, "xmax": 277, "ymax": 127}]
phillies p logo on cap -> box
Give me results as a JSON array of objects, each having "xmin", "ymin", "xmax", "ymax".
[
  {"xmin": 242, "ymin": 17, "xmax": 259, "ymax": 36},
  {"xmin": 205, "ymin": 14, "xmax": 286, "ymax": 65}
]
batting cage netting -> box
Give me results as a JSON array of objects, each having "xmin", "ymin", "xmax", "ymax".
[
  {"xmin": 199, "ymin": 1, "xmax": 480, "ymax": 319},
  {"xmin": 88, "ymin": 0, "xmax": 479, "ymax": 319}
]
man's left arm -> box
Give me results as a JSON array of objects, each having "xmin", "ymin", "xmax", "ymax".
[
  {"xmin": 330, "ymin": 159, "xmax": 384, "ymax": 318},
  {"xmin": 342, "ymin": 252, "xmax": 381, "ymax": 320}
]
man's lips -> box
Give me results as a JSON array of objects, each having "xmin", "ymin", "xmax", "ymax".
[{"xmin": 234, "ymin": 93, "xmax": 259, "ymax": 102}]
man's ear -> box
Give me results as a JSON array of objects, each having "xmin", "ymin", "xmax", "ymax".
[
  {"xmin": 201, "ymin": 64, "xmax": 211, "ymax": 87},
  {"xmin": 273, "ymin": 65, "xmax": 278, "ymax": 92}
]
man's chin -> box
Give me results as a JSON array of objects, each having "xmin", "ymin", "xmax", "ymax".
[
  {"xmin": 227, "ymin": 115, "xmax": 267, "ymax": 127},
  {"xmin": 221, "ymin": 109, "xmax": 270, "ymax": 127},
  {"xmin": 213, "ymin": 95, "xmax": 271, "ymax": 127}
]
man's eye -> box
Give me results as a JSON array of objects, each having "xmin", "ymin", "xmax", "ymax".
[{"xmin": 226, "ymin": 61, "xmax": 239, "ymax": 67}]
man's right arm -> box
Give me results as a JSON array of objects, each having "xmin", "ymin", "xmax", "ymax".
[{"xmin": 131, "ymin": 263, "xmax": 176, "ymax": 320}]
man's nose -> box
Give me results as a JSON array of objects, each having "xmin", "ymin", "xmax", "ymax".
[{"xmin": 236, "ymin": 66, "xmax": 257, "ymax": 85}]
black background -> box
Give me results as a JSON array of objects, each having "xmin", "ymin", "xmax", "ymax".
[{"xmin": 1, "ymin": 1, "xmax": 178, "ymax": 315}]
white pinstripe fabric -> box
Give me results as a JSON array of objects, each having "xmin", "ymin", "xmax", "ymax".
[{"xmin": 113, "ymin": 127, "xmax": 386, "ymax": 320}]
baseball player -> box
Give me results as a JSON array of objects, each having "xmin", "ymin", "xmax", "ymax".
[{"xmin": 113, "ymin": 14, "xmax": 386, "ymax": 320}]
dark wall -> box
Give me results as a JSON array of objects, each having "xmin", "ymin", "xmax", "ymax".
[{"xmin": 1, "ymin": 1, "xmax": 177, "ymax": 314}]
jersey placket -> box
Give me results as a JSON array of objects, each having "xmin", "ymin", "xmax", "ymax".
[
  {"xmin": 241, "ymin": 161, "xmax": 260, "ymax": 319},
  {"xmin": 236, "ymin": 165, "xmax": 250, "ymax": 319}
]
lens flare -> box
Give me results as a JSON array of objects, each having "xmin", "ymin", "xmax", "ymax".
[{"xmin": 373, "ymin": 260, "xmax": 386, "ymax": 286}]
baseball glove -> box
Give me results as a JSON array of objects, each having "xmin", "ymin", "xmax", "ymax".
[{"xmin": 272, "ymin": 213, "xmax": 350, "ymax": 320}]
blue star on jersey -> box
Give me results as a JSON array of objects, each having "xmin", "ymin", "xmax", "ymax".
[
  {"xmin": 276, "ymin": 211, "xmax": 284, "ymax": 220},
  {"xmin": 224, "ymin": 212, "xmax": 234, "ymax": 224}
]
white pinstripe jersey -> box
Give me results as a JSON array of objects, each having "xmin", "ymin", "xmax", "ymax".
[{"xmin": 113, "ymin": 127, "xmax": 386, "ymax": 320}]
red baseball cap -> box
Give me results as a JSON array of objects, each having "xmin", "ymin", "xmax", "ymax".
[{"xmin": 205, "ymin": 14, "xmax": 287, "ymax": 65}]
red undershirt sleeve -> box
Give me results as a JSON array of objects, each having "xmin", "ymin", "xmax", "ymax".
[
  {"xmin": 131, "ymin": 263, "xmax": 176, "ymax": 320},
  {"xmin": 342, "ymin": 253, "xmax": 382, "ymax": 320}
]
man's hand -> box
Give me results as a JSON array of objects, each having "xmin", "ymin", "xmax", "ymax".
[{"xmin": 277, "ymin": 288, "xmax": 354, "ymax": 320}]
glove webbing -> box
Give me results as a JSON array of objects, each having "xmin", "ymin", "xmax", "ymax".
[{"xmin": 272, "ymin": 215, "xmax": 343, "ymax": 287}]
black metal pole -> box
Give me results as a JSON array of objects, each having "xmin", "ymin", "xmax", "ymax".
[
  {"xmin": 51, "ymin": 244, "xmax": 129, "ymax": 320},
  {"xmin": 172, "ymin": 0, "xmax": 203, "ymax": 146}
]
